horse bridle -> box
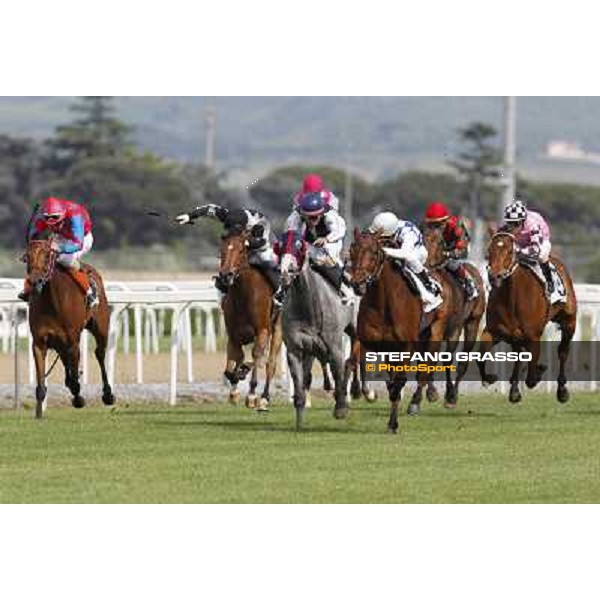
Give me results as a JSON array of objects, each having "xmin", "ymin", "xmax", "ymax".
[
  {"xmin": 218, "ymin": 234, "xmax": 250, "ymax": 287},
  {"xmin": 351, "ymin": 234, "xmax": 387, "ymax": 289},
  {"xmin": 28, "ymin": 239, "xmax": 58, "ymax": 292},
  {"xmin": 488, "ymin": 232, "xmax": 518, "ymax": 281}
]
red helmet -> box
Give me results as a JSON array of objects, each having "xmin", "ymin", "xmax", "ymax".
[
  {"xmin": 42, "ymin": 197, "xmax": 68, "ymax": 224},
  {"xmin": 425, "ymin": 202, "xmax": 450, "ymax": 223},
  {"xmin": 302, "ymin": 174, "xmax": 324, "ymax": 194}
]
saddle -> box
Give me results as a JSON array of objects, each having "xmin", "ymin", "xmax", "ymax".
[{"xmin": 391, "ymin": 261, "xmax": 442, "ymax": 297}]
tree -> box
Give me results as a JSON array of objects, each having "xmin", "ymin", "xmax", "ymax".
[
  {"xmin": 449, "ymin": 122, "xmax": 503, "ymax": 221},
  {"xmin": 45, "ymin": 96, "xmax": 132, "ymax": 175}
]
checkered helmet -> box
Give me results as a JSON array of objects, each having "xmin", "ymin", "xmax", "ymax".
[{"xmin": 503, "ymin": 200, "xmax": 527, "ymax": 223}]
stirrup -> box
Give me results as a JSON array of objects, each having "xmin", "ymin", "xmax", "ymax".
[{"xmin": 18, "ymin": 291, "xmax": 30, "ymax": 303}]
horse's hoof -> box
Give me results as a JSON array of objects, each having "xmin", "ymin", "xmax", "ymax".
[
  {"xmin": 256, "ymin": 398, "xmax": 270, "ymax": 412},
  {"xmin": 245, "ymin": 394, "xmax": 258, "ymax": 409},
  {"xmin": 35, "ymin": 402, "xmax": 44, "ymax": 420},
  {"xmin": 444, "ymin": 402, "xmax": 457, "ymax": 409},
  {"xmin": 557, "ymin": 386, "xmax": 570, "ymax": 404},
  {"xmin": 526, "ymin": 376, "xmax": 540, "ymax": 389},
  {"xmin": 228, "ymin": 391, "xmax": 240, "ymax": 406},
  {"xmin": 72, "ymin": 396, "xmax": 86, "ymax": 409},
  {"xmin": 426, "ymin": 387, "xmax": 439, "ymax": 403},
  {"xmin": 407, "ymin": 403, "xmax": 421, "ymax": 416},
  {"xmin": 387, "ymin": 426, "xmax": 398, "ymax": 434},
  {"xmin": 365, "ymin": 389, "xmax": 377, "ymax": 403},
  {"xmin": 236, "ymin": 364, "xmax": 252, "ymax": 381},
  {"xmin": 483, "ymin": 374, "xmax": 499, "ymax": 387},
  {"xmin": 102, "ymin": 392, "xmax": 116, "ymax": 406},
  {"xmin": 333, "ymin": 406, "xmax": 349, "ymax": 420},
  {"xmin": 508, "ymin": 390, "xmax": 522, "ymax": 404},
  {"xmin": 305, "ymin": 393, "xmax": 312, "ymax": 409}
]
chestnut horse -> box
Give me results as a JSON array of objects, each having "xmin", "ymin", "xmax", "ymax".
[
  {"xmin": 349, "ymin": 229, "xmax": 451, "ymax": 431},
  {"xmin": 219, "ymin": 231, "xmax": 282, "ymax": 410},
  {"xmin": 423, "ymin": 226, "xmax": 486, "ymax": 406},
  {"xmin": 25, "ymin": 238, "xmax": 115, "ymax": 419},
  {"xmin": 478, "ymin": 231, "xmax": 577, "ymax": 403}
]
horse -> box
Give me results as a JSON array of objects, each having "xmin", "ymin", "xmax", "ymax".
[
  {"xmin": 278, "ymin": 231, "xmax": 356, "ymax": 430},
  {"xmin": 423, "ymin": 226, "xmax": 486, "ymax": 406},
  {"xmin": 478, "ymin": 231, "xmax": 577, "ymax": 403},
  {"xmin": 25, "ymin": 238, "xmax": 115, "ymax": 419},
  {"xmin": 219, "ymin": 230, "xmax": 283, "ymax": 410}
]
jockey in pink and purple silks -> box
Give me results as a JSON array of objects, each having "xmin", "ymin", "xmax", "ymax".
[{"xmin": 501, "ymin": 200, "xmax": 556, "ymax": 299}]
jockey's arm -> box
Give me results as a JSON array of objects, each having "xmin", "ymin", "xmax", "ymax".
[
  {"xmin": 384, "ymin": 227, "xmax": 421, "ymax": 261},
  {"xmin": 285, "ymin": 209, "xmax": 303, "ymax": 232},
  {"xmin": 176, "ymin": 204, "xmax": 228, "ymax": 224},
  {"xmin": 323, "ymin": 212, "xmax": 346, "ymax": 244},
  {"xmin": 247, "ymin": 212, "xmax": 271, "ymax": 250},
  {"xmin": 58, "ymin": 215, "xmax": 85, "ymax": 254}
]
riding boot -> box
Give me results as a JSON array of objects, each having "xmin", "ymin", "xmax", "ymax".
[
  {"xmin": 213, "ymin": 273, "xmax": 229, "ymax": 294},
  {"xmin": 18, "ymin": 278, "xmax": 32, "ymax": 302},
  {"xmin": 254, "ymin": 263, "xmax": 280, "ymax": 291},
  {"xmin": 456, "ymin": 265, "xmax": 478, "ymax": 300},
  {"xmin": 312, "ymin": 263, "xmax": 343, "ymax": 292},
  {"xmin": 273, "ymin": 284, "xmax": 288, "ymax": 309},
  {"xmin": 540, "ymin": 261, "xmax": 555, "ymax": 295},
  {"xmin": 416, "ymin": 270, "xmax": 440, "ymax": 296}
]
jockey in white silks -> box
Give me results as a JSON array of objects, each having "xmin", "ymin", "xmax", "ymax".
[
  {"xmin": 368, "ymin": 211, "xmax": 443, "ymax": 313},
  {"xmin": 501, "ymin": 199, "xmax": 560, "ymax": 303},
  {"xmin": 275, "ymin": 192, "xmax": 349, "ymax": 307}
]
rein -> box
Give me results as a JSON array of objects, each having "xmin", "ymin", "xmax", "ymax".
[{"xmin": 28, "ymin": 240, "xmax": 58, "ymax": 292}]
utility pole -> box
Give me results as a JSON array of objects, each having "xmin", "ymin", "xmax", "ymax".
[
  {"xmin": 205, "ymin": 105, "xmax": 216, "ymax": 172},
  {"xmin": 344, "ymin": 164, "xmax": 354, "ymax": 247},
  {"xmin": 500, "ymin": 96, "xmax": 517, "ymax": 220}
]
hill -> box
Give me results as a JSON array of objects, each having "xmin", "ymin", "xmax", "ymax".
[{"xmin": 3, "ymin": 97, "xmax": 600, "ymax": 183}]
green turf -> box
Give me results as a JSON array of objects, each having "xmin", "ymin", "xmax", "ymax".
[{"xmin": 1, "ymin": 392, "xmax": 600, "ymax": 503}]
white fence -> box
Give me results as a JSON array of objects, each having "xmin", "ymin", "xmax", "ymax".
[{"xmin": 2, "ymin": 278, "xmax": 600, "ymax": 405}]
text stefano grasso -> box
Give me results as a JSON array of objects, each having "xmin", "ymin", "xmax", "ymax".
[{"xmin": 364, "ymin": 352, "xmax": 533, "ymax": 363}]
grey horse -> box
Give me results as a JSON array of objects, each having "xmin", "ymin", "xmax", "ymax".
[{"xmin": 279, "ymin": 245, "xmax": 356, "ymax": 430}]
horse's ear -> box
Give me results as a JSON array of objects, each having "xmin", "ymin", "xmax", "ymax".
[
  {"xmin": 353, "ymin": 227, "xmax": 361, "ymax": 241},
  {"xmin": 487, "ymin": 224, "xmax": 497, "ymax": 238}
]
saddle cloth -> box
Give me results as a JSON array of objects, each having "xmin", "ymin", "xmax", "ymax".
[{"xmin": 520, "ymin": 259, "xmax": 567, "ymax": 304}]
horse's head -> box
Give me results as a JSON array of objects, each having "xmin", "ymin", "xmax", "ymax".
[
  {"xmin": 423, "ymin": 224, "xmax": 446, "ymax": 268},
  {"xmin": 218, "ymin": 230, "xmax": 250, "ymax": 288},
  {"xmin": 487, "ymin": 232, "xmax": 517, "ymax": 287},
  {"xmin": 277, "ymin": 230, "xmax": 306, "ymax": 288},
  {"xmin": 348, "ymin": 228, "xmax": 385, "ymax": 296},
  {"xmin": 25, "ymin": 238, "xmax": 57, "ymax": 293}
]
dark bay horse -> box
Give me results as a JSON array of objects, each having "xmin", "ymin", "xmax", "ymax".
[
  {"xmin": 349, "ymin": 229, "xmax": 451, "ymax": 430},
  {"xmin": 25, "ymin": 239, "xmax": 115, "ymax": 419},
  {"xmin": 423, "ymin": 226, "xmax": 486, "ymax": 406},
  {"xmin": 219, "ymin": 231, "xmax": 282, "ymax": 410},
  {"xmin": 478, "ymin": 231, "xmax": 577, "ymax": 403}
]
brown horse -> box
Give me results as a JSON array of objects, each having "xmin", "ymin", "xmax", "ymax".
[
  {"xmin": 423, "ymin": 226, "xmax": 486, "ymax": 406},
  {"xmin": 478, "ymin": 231, "xmax": 577, "ymax": 403},
  {"xmin": 25, "ymin": 239, "xmax": 115, "ymax": 419},
  {"xmin": 219, "ymin": 231, "xmax": 282, "ymax": 410},
  {"xmin": 349, "ymin": 229, "xmax": 450, "ymax": 431}
]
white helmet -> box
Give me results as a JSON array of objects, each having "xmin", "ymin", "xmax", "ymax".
[
  {"xmin": 369, "ymin": 212, "xmax": 400, "ymax": 237},
  {"xmin": 504, "ymin": 200, "xmax": 527, "ymax": 223}
]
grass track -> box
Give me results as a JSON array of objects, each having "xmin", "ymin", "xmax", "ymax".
[{"xmin": 1, "ymin": 393, "xmax": 600, "ymax": 503}]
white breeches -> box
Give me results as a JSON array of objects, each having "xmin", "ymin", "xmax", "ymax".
[
  {"xmin": 400, "ymin": 245, "xmax": 428, "ymax": 274},
  {"xmin": 57, "ymin": 233, "xmax": 93, "ymax": 268},
  {"xmin": 308, "ymin": 240, "xmax": 343, "ymax": 266}
]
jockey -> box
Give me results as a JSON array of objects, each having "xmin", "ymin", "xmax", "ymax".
[
  {"xmin": 292, "ymin": 174, "xmax": 340, "ymax": 212},
  {"xmin": 501, "ymin": 199, "xmax": 555, "ymax": 298},
  {"xmin": 275, "ymin": 192, "xmax": 347, "ymax": 306},
  {"xmin": 369, "ymin": 211, "xmax": 442, "ymax": 313},
  {"xmin": 20, "ymin": 197, "xmax": 98, "ymax": 307},
  {"xmin": 175, "ymin": 204, "xmax": 279, "ymax": 292},
  {"xmin": 423, "ymin": 202, "xmax": 478, "ymax": 300}
]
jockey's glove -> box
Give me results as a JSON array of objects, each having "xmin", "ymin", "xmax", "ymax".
[
  {"xmin": 175, "ymin": 213, "xmax": 191, "ymax": 225},
  {"xmin": 313, "ymin": 237, "xmax": 327, "ymax": 247}
]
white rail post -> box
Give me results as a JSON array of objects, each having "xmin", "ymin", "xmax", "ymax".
[
  {"xmin": 184, "ymin": 306, "xmax": 194, "ymax": 383},
  {"xmin": 204, "ymin": 308, "xmax": 217, "ymax": 352},
  {"xmin": 107, "ymin": 304, "xmax": 128, "ymax": 386},
  {"xmin": 80, "ymin": 329, "xmax": 89, "ymax": 385},
  {"xmin": 134, "ymin": 305, "xmax": 143, "ymax": 384},
  {"xmin": 170, "ymin": 305, "xmax": 185, "ymax": 406}
]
